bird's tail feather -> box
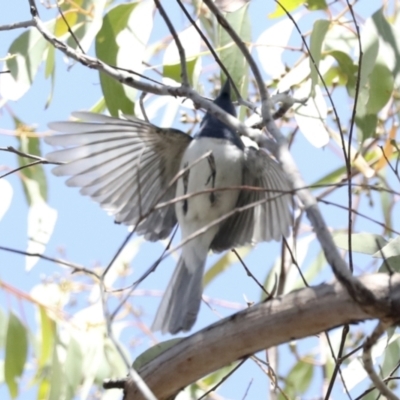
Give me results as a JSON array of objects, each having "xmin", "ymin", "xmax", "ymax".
[{"xmin": 152, "ymin": 256, "xmax": 205, "ymax": 334}]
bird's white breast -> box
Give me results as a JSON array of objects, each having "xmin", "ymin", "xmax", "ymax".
[{"xmin": 175, "ymin": 137, "xmax": 244, "ymax": 241}]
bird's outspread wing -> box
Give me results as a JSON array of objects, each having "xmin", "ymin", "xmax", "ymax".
[
  {"xmin": 211, "ymin": 147, "xmax": 292, "ymax": 251},
  {"xmin": 45, "ymin": 112, "xmax": 192, "ymax": 241}
]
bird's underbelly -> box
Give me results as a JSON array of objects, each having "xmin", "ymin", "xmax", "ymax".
[{"xmin": 175, "ymin": 138, "xmax": 243, "ymax": 239}]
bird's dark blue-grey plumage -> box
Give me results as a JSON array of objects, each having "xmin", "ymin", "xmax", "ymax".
[
  {"xmin": 45, "ymin": 81, "xmax": 292, "ymax": 334},
  {"xmin": 196, "ymin": 81, "xmax": 244, "ymax": 150}
]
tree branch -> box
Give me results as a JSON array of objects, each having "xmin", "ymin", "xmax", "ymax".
[{"xmin": 116, "ymin": 274, "xmax": 400, "ymax": 400}]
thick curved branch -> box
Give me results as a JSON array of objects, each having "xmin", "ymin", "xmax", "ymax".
[{"xmin": 118, "ymin": 274, "xmax": 400, "ymax": 400}]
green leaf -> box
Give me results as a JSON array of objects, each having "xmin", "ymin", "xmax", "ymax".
[
  {"xmin": 284, "ymin": 359, "xmax": 314, "ymax": 397},
  {"xmin": 371, "ymin": 7, "xmax": 400, "ymax": 85},
  {"xmin": 309, "ymin": 20, "xmax": 330, "ymax": 90},
  {"xmin": 379, "ymin": 256, "xmax": 400, "ymax": 273},
  {"xmin": 326, "ymin": 50, "xmax": 357, "ymax": 92},
  {"xmin": 89, "ymin": 97, "xmax": 106, "ymax": 114},
  {"xmin": 95, "ymin": 1, "xmax": 153, "ymax": 116},
  {"xmin": 163, "ymin": 24, "xmax": 201, "ymax": 87},
  {"xmin": 39, "ymin": 306, "xmax": 55, "ymax": 368},
  {"xmin": 164, "ymin": 58, "xmax": 199, "ymax": 87},
  {"xmin": 306, "ymin": 0, "xmax": 327, "ymax": 10},
  {"xmin": 382, "ymin": 340, "xmax": 400, "ymax": 377},
  {"xmin": 44, "ymin": 45, "xmax": 56, "ymax": 109},
  {"xmin": 311, "ymin": 165, "xmax": 347, "ymax": 187},
  {"xmin": 203, "ymin": 247, "xmax": 251, "ymax": 288},
  {"xmin": 0, "ymin": 309, "xmax": 7, "ymax": 349},
  {"xmin": 378, "ymin": 175, "xmax": 394, "ymax": 236},
  {"xmin": 62, "ymin": 0, "xmax": 108, "ymax": 52},
  {"xmin": 366, "ymin": 63, "xmax": 393, "ymax": 114},
  {"xmin": 218, "ymin": 3, "xmax": 250, "ymax": 103},
  {"xmin": 16, "ymin": 122, "xmax": 47, "ymax": 205},
  {"xmin": 334, "ymin": 232, "xmax": 388, "ymax": 254},
  {"xmin": 133, "ymin": 338, "xmax": 182, "ymax": 370},
  {"xmin": 269, "ymin": 0, "xmax": 305, "ymax": 18},
  {"xmin": 48, "ymin": 342, "xmax": 63, "ymax": 400},
  {"xmin": 64, "ymin": 337, "xmax": 83, "ymax": 399},
  {"xmin": 355, "ymin": 113, "xmax": 377, "ymax": 141},
  {"xmin": 291, "ymin": 250, "xmax": 326, "ymax": 290},
  {"xmin": 203, "ymin": 363, "xmax": 239, "ymax": 385},
  {"xmin": 1, "ymin": 28, "xmax": 49, "ymax": 101},
  {"xmin": 5, "ymin": 313, "xmax": 28, "ymax": 399},
  {"xmin": 373, "ymin": 236, "xmax": 400, "ymax": 259}
]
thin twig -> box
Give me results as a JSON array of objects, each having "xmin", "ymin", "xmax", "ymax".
[
  {"xmin": 0, "ymin": 245, "xmax": 100, "ymax": 278},
  {"xmin": 197, "ymin": 358, "xmax": 248, "ymax": 400},
  {"xmin": 202, "ymin": 0, "xmax": 271, "ymax": 121},
  {"xmin": 232, "ymin": 248, "xmax": 270, "ymax": 297},
  {"xmin": 176, "ymin": 0, "xmax": 241, "ymax": 100},
  {"xmin": 57, "ymin": 4, "xmax": 85, "ymax": 54},
  {"xmin": 362, "ymin": 321, "xmax": 399, "ymax": 400},
  {"xmin": 0, "ymin": 20, "xmax": 35, "ymax": 31},
  {"xmin": 154, "ymin": 0, "xmax": 189, "ymax": 87}
]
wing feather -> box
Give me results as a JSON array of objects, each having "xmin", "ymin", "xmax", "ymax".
[
  {"xmin": 211, "ymin": 147, "xmax": 292, "ymax": 251},
  {"xmin": 46, "ymin": 113, "xmax": 192, "ymax": 241}
]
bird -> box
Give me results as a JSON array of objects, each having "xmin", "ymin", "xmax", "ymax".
[{"xmin": 45, "ymin": 80, "xmax": 292, "ymax": 334}]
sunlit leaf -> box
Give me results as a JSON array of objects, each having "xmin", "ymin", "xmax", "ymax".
[
  {"xmin": 54, "ymin": 11, "xmax": 79, "ymax": 37},
  {"xmin": 26, "ymin": 201, "xmax": 58, "ymax": 271},
  {"xmin": 65, "ymin": 336, "xmax": 83, "ymax": 399},
  {"xmin": 1, "ymin": 29, "xmax": 48, "ymax": 101},
  {"xmin": 372, "ymin": 236, "xmax": 400, "ymax": 259},
  {"xmin": 377, "ymin": 175, "xmax": 394, "ymax": 237},
  {"xmin": 48, "ymin": 344, "xmax": 63, "ymax": 400},
  {"xmin": 309, "ymin": 19, "xmax": 330, "ymax": 90},
  {"xmin": 284, "ymin": 359, "xmax": 314, "ymax": 396},
  {"xmin": 96, "ymin": 1, "xmax": 154, "ymax": 116},
  {"xmin": 366, "ymin": 63, "xmax": 393, "ymax": 114},
  {"xmin": 326, "ymin": 50, "xmax": 357, "ymax": 92},
  {"xmin": 5, "ymin": 313, "xmax": 28, "ymax": 399},
  {"xmin": 38, "ymin": 306, "xmax": 55, "ymax": 368},
  {"xmin": 44, "ymin": 45, "xmax": 56, "ymax": 109},
  {"xmin": 89, "ymin": 97, "xmax": 106, "ymax": 114},
  {"xmin": 16, "ymin": 123, "xmax": 47, "ymax": 205},
  {"xmin": 133, "ymin": 338, "xmax": 183, "ymax": 370},
  {"xmin": 200, "ymin": 362, "xmax": 239, "ymax": 388},
  {"xmin": 334, "ymin": 232, "xmax": 388, "ymax": 254},
  {"xmin": 306, "ymin": 0, "xmax": 327, "ymax": 10},
  {"xmin": 256, "ymin": 15, "xmax": 299, "ymax": 79},
  {"xmin": 379, "ymin": 256, "xmax": 400, "ymax": 273},
  {"xmin": 375, "ymin": 124, "xmax": 396, "ymax": 172},
  {"xmin": 269, "ymin": 0, "xmax": 305, "ymax": 18},
  {"xmin": 294, "ymin": 80, "xmax": 329, "ymax": 148},
  {"xmin": 218, "ymin": 3, "xmax": 250, "ymax": 101},
  {"xmin": 163, "ymin": 23, "xmax": 202, "ymax": 87},
  {"xmin": 371, "ymin": 7, "xmax": 400, "ymax": 86}
]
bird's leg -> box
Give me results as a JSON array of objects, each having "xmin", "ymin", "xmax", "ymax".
[
  {"xmin": 206, "ymin": 153, "xmax": 216, "ymax": 204},
  {"xmin": 182, "ymin": 162, "xmax": 190, "ymax": 214}
]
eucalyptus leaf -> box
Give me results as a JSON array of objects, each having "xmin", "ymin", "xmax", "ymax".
[
  {"xmin": 133, "ymin": 338, "xmax": 183, "ymax": 370},
  {"xmin": 334, "ymin": 232, "xmax": 388, "ymax": 254},
  {"xmin": 5, "ymin": 313, "xmax": 28, "ymax": 399}
]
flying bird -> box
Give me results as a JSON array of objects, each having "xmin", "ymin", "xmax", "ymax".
[{"xmin": 45, "ymin": 81, "xmax": 292, "ymax": 334}]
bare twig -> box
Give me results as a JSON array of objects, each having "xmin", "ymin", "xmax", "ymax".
[
  {"xmin": 0, "ymin": 245, "xmax": 100, "ymax": 278},
  {"xmin": 154, "ymin": 0, "xmax": 189, "ymax": 86},
  {"xmin": 362, "ymin": 321, "xmax": 399, "ymax": 400},
  {"xmin": 0, "ymin": 20, "xmax": 35, "ymax": 31},
  {"xmin": 197, "ymin": 358, "xmax": 247, "ymax": 400}
]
